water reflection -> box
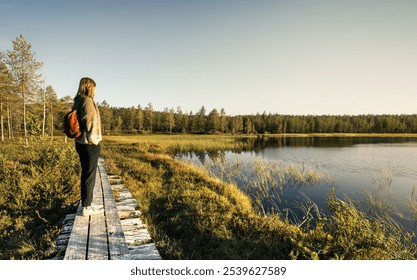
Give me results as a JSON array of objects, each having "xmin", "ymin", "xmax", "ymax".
[
  {"xmin": 174, "ymin": 136, "xmax": 417, "ymax": 163},
  {"xmin": 242, "ymin": 135, "xmax": 417, "ymax": 150}
]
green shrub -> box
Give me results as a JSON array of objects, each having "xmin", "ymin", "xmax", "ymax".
[{"xmin": 0, "ymin": 142, "xmax": 80, "ymax": 259}]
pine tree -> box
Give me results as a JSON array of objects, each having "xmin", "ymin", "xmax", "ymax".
[
  {"xmin": 207, "ymin": 108, "xmax": 219, "ymax": 132},
  {"xmin": 45, "ymin": 85, "xmax": 58, "ymax": 139},
  {"xmin": 6, "ymin": 35, "xmax": 43, "ymax": 145},
  {"xmin": 163, "ymin": 107, "xmax": 170, "ymax": 133},
  {"xmin": 0, "ymin": 62, "xmax": 12, "ymax": 141},
  {"xmin": 244, "ymin": 117, "xmax": 253, "ymax": 134},
  {"xmin": 145, "ymin": 103, "xmax": 154, "ymax": 133},
  {"xmin": 39, "ymin": 83, "xmax": 46, "ymax": 137},
  {"xmin": 0, "ymin": 60, "xmax": 18, "ymax": 140},
  {"xmin": 99, "ymin": 100, "xmax": 112, "ymax": 134},
  {"xmin": 176, "ymin": 106, "xmax": 185, "ymax": 133},
  {"xmin": 196, "ymin": 106, "xmax": 206, "ymax": 133}
]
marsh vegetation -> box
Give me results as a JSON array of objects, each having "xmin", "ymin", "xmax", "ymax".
[
  {"xmin": 0, "ymin": 140, "xmax": 79, "ymax": 259},
  {"xmin": 1, "ymin": 134, "xmax": 416, "ymax": 259}
]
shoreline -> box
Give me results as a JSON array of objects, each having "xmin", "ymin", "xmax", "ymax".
[
  {"xmin": 249, "ymin": 133, "xmax": 417, "ymax": 138},
  {"xmin": 105, "ymin": 132, "xmax": 417, "ymax": 138}
]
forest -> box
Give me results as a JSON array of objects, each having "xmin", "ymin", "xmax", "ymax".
[{"xmin": 1, "ymin": 35, "xmax": 417, "ymax": 143}]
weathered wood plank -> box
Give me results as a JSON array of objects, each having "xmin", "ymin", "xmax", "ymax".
[
  {"xmin": 123, "ymin": 225, "xmax": 152, "ymax": 246},
  {"xmin": 129, "ymin": 244, "xmax": 162, "ymax": 260},
  {"xmin": 116, "ymin": 189, "xmax": 135, "ymax": 200},
  {"xmin": 99, "ymin": 164, "xmax": 130, "ymax": 259},
  {"xmin": 111, "ymin": 184, "xmax": 125, "ymax": 190},
  {"xmin": 87, "ymin": 213, "xmax": 108, "ymax": 259},
  {"xmin": 87, "ymin": 170, "xmax": 108, "ymax": 259},
  {"xmin": 63, "ymin": 204, "xmax": 89, "ymax": 260},
  {"xmin": 92, "ymin": 171, "xmax": 103, "ymax": 208},
  {"xmin": 121, "ymin": 218, "xmax": 145, "ymax": 227}
]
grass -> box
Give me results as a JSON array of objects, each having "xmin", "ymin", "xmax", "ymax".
[
  {"xmin": 104, "ymin": 134, "xmax": 252, "ymax": 153},
  {"xmin": 0, "ymin": 139, "xmax": 80, "ymax": 259},
  {"xmin": 100, "ymin": 136, "xmax": 417, "ymax": 259}
]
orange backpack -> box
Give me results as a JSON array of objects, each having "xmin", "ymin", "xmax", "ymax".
[{"xmin": 63, "ymin": 110, "xmax": 82, "ymax": 138}]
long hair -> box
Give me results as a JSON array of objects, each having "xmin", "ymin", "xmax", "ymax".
[{"xmin": 76, "ymin": 77, "xmax": 96, "ymax": 98}]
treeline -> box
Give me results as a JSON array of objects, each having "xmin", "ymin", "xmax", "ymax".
[
  {"xmin": 100, "ymin": 104, "xmax": 417, "ymax": 135},
  {"xmin": 0, "ymin": 35, "xmax": 75, "ymax": 144},
  {"xmin": 2, "ymin": 35, "xmax": 417, "ymax": 144}
]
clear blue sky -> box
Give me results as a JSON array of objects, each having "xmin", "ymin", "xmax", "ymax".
[{"xmin": 1, "ymin": 0, "xmax": 417, "ymax": 115}]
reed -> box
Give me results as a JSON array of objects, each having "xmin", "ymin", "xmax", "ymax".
[{"xmin": 181, "ymin": 156, "xmax": 334, "ymax": 217}]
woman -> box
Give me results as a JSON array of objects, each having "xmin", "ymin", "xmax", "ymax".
[{"xmin": 73, "ymin": 77, "xmax": 103, "ymax": 216}]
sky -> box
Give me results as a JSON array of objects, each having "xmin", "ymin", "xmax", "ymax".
[{"xmin": 1, "ymin": 0, "xmax": 417, "ymax": 116}]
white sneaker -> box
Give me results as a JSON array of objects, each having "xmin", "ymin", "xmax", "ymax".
[{"xmin": 82, "ymin": 205, "xmax": 104, "ymax": 216}]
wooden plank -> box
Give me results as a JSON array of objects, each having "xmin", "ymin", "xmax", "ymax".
[
  {"xmin": 87, "ymin": 213, "xmax": 108, "ymax": 259},
  {"xmin": 99, "ymin": 163, "xmax": 130, "ymax": 259},
  {"xmin": 129, "ymin": 244, "xmax": 162, "ymax": 260},
  {"xmin": 63, "ymin": 204, "xmax": 89, "ymax": 260},
  {"xmin": 92, "ymin": 170, "xmax": 104, "ymax": 208},
  {"xmin": 87, "ymin": 172, "xmax": 108, "ymax": 259}
]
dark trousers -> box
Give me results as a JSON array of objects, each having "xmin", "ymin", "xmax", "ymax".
[{"xmin": 75, "ymin": 142, "xmax": 101, "ymax": 207}]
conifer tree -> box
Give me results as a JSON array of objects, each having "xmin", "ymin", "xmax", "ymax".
[
  {"xmin": 136, "ymin": 105, "xmax": 144, "ymax": 132},
  {"xmin": 220, "ymin": 108, "xmax": 227, "ymax": 133},
  {"xmin": 6, "ymin": 35, "xmax": 43, "ymax": 145},
  {"xmin": 45, "ymin": 85, "xmax": 57, "ymax": 139},
  {"xmin": 175, "ymin": 106, "xmax": 185, "ymax": 133},
  {"xmin": 145, "ymin": 103, "xmax": 154, "ymax": 133},
  {"xmin": 0, "ymin": 61, "xmax": 13, "ymax": 141},
  {"xmin": 207, "ymin": 108, "xmax": 219, "ymax": 132},
  {"xmin": 168, "ymin": 108, "xmax": 175, "ymax": 134},
  {"xmin": 196, "ymin": 106, "xmax": 206, "ymax": 133},
  {"xmin": 0, "ymin": 60, "xmax": 18, "ymax": 140},
  {"xmin": 99, "ymin": 100, "xmax": 112, "ymax": 134}
]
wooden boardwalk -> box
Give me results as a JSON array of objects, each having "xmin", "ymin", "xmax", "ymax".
[{"xmin": 62, "ymin": 159, "xmax": 161, "ymax": 260}]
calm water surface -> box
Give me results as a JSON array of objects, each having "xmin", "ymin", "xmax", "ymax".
[{"xmin": 176, "ymin": 137, "xmax": 417, "ymax": 233}]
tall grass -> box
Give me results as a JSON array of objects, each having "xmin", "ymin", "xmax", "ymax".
[
  {"xmin": 181, "ymin": 156, "xmax": 334, "ymax": 217},
  {"xmin": 0, "ymin": 141, "xmax": 80, "ymax": 259}
]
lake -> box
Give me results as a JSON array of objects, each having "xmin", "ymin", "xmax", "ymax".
[{"xmin": 176, "ymin": 136, "xmax": 417, "ymax": 235}]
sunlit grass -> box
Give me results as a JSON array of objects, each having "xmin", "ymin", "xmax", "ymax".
[
  {"xmin": 0, "ymin": 141, "xmax": 80, "ymax": 259},
  {"xmin": 104, "ymin": 134, "xmax": 250, "ymax": 153}
]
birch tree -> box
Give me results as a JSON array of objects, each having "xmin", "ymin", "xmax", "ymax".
[{"xmin": 6, "ymin": 35, "xmax": 43, "ymax": 145}]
